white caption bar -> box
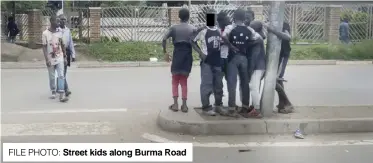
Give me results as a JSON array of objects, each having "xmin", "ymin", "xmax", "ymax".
[{"xmin": 3, "ymin": 143, "xmax": 193, "ymax": 162}]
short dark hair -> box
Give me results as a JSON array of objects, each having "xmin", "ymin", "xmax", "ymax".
[
  {"xmin": 217, "ymin": 11, "xmax": 230, "ymax": 29},
  {"xmin": 247, "ymin": 10, "xmax": 255, "ymax": 19},
  {"xmin": 217, "ymin": 11, "xmax": 227, "ymax": 22},
  {"xmin": 50, "ymin": 15, "xmax": 57, "ymax": 22},
  {"xmin": 179, "ymin": 8, "xmax": 190, "ymax": 22},
  {"xmin": 234, "ymin": 8, "xmax": 246, "ymax": 21},
  {"xmin": 249, "ymin": 20, "xmax": 263, "ymax": 32},
  {"xmin": 8, "ymin": 16, "xmax": 14, "ymax": 22}
]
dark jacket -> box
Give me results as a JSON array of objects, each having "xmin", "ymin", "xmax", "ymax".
[{"xmin": 7, "ymin": 21, "xmax": 19, "ymax": 37}]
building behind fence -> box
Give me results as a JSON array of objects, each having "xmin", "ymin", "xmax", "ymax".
[{"xmin": 2, "ymin": 3, "xmax": 373, "ymax": 44}]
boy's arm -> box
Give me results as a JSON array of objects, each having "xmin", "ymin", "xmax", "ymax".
[
  {"xmin": 222, "ymin": 25, "xmax": 239, "ymax": 52},
  {"xmin": 162, "ymin": 26, "xmax": 173, "ymax": 54},
  {"xmin": 59, "ymin": 37, "xmax": 67, "ymax": 60},
  {"xmin": 68, "ymin": 30, "xmax": 76, "ymax": 60},
  {"xmin": 191, "ymin": 29, "xmax": 206, "ymax": 61},
  {"xmin": 266, "ymin": 25, "xmax": 291, "ymax": 41},
  {"xmin": 42, "ymin": 32, "xmax": 50, "ymax": 66}
]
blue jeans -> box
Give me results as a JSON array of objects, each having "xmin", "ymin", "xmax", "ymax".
[
  {"xmin": 47, "ymin": 62, "xmax": 65, "ymax": 93},
  {"xmin": 200, "ymin": 62, "xmax": 223, "ymax": 108},
  {"xmin": 227, "ymin": 55, "xmax": 250, "ymax": 107}
]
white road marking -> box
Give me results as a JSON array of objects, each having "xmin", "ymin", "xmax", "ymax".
[
  {"xmin": 1, "ymin": 122, "xmax": 116, "ymax": 137},
  {"xmin": 2, "ymin": 108, "xmax": 128, "ymax": 115},
  {"xmin": 142, "ymin": 133, "xmax": 373, "ymax": 148},
  {"xmin": 1, "ymin": 68, "xmax": 139, "ymax": 73}
]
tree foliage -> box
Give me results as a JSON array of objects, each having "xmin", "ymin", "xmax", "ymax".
[{"xmin": 1, "ymin": 1, "xmax": 47, "ymax": 13}]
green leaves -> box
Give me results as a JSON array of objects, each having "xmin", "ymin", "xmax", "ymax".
[{"xmin": 1, "ymin": 1, "xmax": 47, "ymax": 13}]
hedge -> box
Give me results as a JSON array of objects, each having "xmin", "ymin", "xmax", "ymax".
[{"xmin": 81, "ymin": 40, "xmax": 373, "ymax": 62}]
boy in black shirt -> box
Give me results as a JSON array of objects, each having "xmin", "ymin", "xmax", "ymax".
[
  {"xmin": 264, "ymin": 22, "xmax": 294, "ymax": 114},
  {"xmin": 192, "ymin": 11, "xmax": 223, "ymax": 116}
]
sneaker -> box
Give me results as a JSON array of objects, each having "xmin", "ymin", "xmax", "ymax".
[
  {"xmin": 169, "ymin": 104, "xmax": 178, "ymax": 112},
  {"xmin": 294, "ymin": 129, "xmax": 304, "ymax": 139},
  {"xmin": 66, "ymin": 91, "xmax": 72, "ymax": 97},
  {"xmin": 215, "ymin": 105, "xmax": 229, "ymax": 116},
  {"xmin": 50, "ymin": 91, "xmax": 56, "ymax": 99},
  {"xmin": 244, "ymin": 108, "xmax": 262, "ymax": 118},
  {"xmin": 225, "ymin": 106, "xmax": 240, "ymax": 117},
  {"xmin": 202, "ymin": 106, "xmax": 216, "ymax": 116},
  {"xmin": 59, "ymin": 93, "xmax": 69, "ymax": 102},
  {"xmin": 180, "ymin": 105, "xmax": 188, "ymax": 113},
  {"xmin": 203, "ymin": 109, "xmax": 216, "ymax": 116}
]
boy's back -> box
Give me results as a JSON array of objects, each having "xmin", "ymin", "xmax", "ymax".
[
  {"xmin": 169, "ymin": 23, "xmax": 196, "ymax": 44},
  {"xmin": 228, "ymin": 25, "xmax": 252, "ymax": 58}
]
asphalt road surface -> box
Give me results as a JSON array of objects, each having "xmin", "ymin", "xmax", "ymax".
[
  {"xmin": 2, "ymin": 65, "xmax": 373, "ymax": 163},
  {"xmin": 2, "ymin": 65, "xmax": 373, "ymax": 111}
]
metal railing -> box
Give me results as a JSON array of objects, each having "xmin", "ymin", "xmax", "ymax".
[{"xmin": 3, "ymin": 3, "xmax": 373, "ymax": 43}]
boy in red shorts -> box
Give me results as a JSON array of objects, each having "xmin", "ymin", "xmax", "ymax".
[{"xmin": 162, "ymin": 8, "xmax": 198, "ymax": 113}]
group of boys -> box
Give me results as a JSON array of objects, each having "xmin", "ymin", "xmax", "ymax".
[{"xmin": 163, "ymin": 7, "xmax": 294, "ymax": 118}]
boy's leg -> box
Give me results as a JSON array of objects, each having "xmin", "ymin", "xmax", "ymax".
[
  {"xmin": 249, "ymin": 70, "xmax": 264, "ymax": 110},
  {"xmin": 213, "ymin": 66, "xmax": 224, "ymax": 106},
  {"xmin": 170, "ymin": 74, "xmax": 180, "ymax": 111},
  {"xmin": 179, "ymin": 74, "xmax": 189, "ymax": 113},
  {"xmin": 276, "ymin": 80, "xmax": 294, "ymax": 114},
  {"xmin": 237, "ymin": 55, "xmax": 250, "ymax": 109},
  {"xmin": 213, "ymin": 65, "xmax": 227, "ymax": 115},
  {"xmin": 55, "ymin": 62, "xmax": 68, "ymax": 102},
  {"xmin": 226, "ymin": 57, "xmax": 239, "ymax": 108},
  {"xmin": 47, "ymin": 66, "xmax": 57, "ymax": 99},
  {"xmin": 64, "ymin": 64, "xmax": 71, "ymax": 96},
  {"xmin": 238, "ymin": 56, "xmax": 261, "ymax": 118},
  {"xmin": 278, "ymin": 55, "xmax": 289, "ymax": 79},
  {"xmin": 200, "ymin": 63, "xmax": 216, "ymax": 116}
]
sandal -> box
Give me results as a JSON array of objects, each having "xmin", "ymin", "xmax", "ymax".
[
  {"xmin": 277, "ymin": 105, "xmax": 289, "ymax": 114},
  {"xmin": 169, "ymin": 104, "xmax": 178, "ymax": 112},
  {"xmin": 181, "ymin": 105, "xmax": 188, "ymax": 113},
  {"xmin": 246, "ymin": 108, "xmax": 262, "ymax": 118},
  {"xmin": 284, "ymin": 105, "xmax": 295, "ymax": 113},
  {"xmin": 278, "ymin": 109, "xmax": 289, "ymax": 114}
]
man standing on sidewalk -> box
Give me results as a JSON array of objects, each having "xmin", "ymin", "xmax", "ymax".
[
  {"xmin": 42, "ymin": 15, "xmax": 68, "ymax": 102},
  {"xmin": 58, "ymin": 14, "xmax": 76, "ymax": 97}
]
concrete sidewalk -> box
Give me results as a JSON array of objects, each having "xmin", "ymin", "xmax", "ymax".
[
  {"xmin": 2, "ymin": 60, "xmax": 373, "ymax": 69},
  {"xmin": 157, "ymin": 106, "xmax": 373, "ymax": 135}
]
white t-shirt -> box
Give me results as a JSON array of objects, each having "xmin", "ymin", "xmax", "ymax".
[
  {"xmin": 219, "ymin": 26, "xmax": 229, "ymax": 59},
  {"xmin": 42, "ymin": 28, "xmax": 64, "ymax": 65}
]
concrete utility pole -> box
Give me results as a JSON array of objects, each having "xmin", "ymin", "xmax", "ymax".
[{"xmin": 260, "ymin": 1, "xmax": 285, "ymax": 117}]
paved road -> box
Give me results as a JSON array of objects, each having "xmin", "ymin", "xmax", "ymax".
[
  {"xmin": 2, "ymin": 65, "xmax": 373, "ymax": 111},
  {"xmin": 2, "ymin": 65, "xmax": 373, "ymax": 162}
]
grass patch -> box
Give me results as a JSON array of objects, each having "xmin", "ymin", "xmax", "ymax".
[{"xmin": 80, "ymin": 40, "xmax": 373, "ymax": 62}]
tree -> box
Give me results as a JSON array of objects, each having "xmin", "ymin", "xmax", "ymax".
[{"xmin": 1, "ymin": 1, "xmax": 47, "ymax": 14}]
